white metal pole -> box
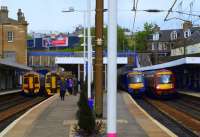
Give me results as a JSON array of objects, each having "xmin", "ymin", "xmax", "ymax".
[
  {"xmin": 87, "ymin": 0, "xmax": 92, "ymax": 99},
  {"xmin": 83, "ymin": 11, "xmax": 86, "ymax": 82},
  {"xmin": 105, "ymin": 64, "xmax": 107, "ymax": 90},
  {"xmin": 107, "ymin": 0, "xmax": 117, "ymax": 136},
  {"xmin": 78, "ymin": 64, "xmax": 81, "ymax": 92}
]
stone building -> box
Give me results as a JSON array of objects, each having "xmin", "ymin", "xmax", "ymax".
[
  {"xmin": 147, "ymin": 22, "xmax": 199, "ymax": 54},
  {"xmin": 147, "ymin": 22, "xmax": 200, "ymax": 64},
  {"xmin": 0, "ymin": 6, "xmax": 28, "ymax": 65}
]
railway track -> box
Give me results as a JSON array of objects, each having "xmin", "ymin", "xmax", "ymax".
[
  {"xmin": 141, "ymin": 95, "xmax": 200, "ymax": 137},
  {"xmin": 0, "ymin": 93, "xmax": 47, "ymax": 132},
  {"xmin": 164, "ymin": 95, "xmax": 200, "ymax": 121}
]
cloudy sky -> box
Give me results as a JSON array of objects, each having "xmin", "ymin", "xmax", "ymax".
[{"xmin": 1, "ymin": 0, "xmax": 199, "ymax": 33}]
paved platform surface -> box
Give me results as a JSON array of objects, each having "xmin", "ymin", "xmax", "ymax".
[
  {"xmin": 0, "ymin": 89, "xmax": 21, "ymax": 96},
  {"xmin": 1, "ymin": 92, "xmax": 176, "ymax": 137},
  {"xmin": 178, "ymin": 90, "xmax": 200, "ymax": 98}
]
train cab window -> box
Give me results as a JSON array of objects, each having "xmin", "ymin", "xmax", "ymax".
[
  {"xmin": 158, "ymin": 75, "xmax": 172, "ymax": 84},
  {"xmin": 24, "ymin": 77, "xmax": 29, "ymax": 84},
  {"xmin": 46, "ymin": 76, "xmax": 51, "ymax": 83},
  {"xmin": 34, "ymin": 77, "xmax": 39, "ymax": 83},
  {"xmin": 129, "ymin": 75, "xmax": 143, "ymax": 83}
]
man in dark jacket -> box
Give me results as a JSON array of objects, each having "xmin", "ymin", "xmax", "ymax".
[{"xmin": 59, "ymin": 77, "xmax": 66, "ymax": 101}]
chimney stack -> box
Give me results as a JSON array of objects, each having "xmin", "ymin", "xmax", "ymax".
[
  {"xmin": 17, "ymin": 9, "xmax": 25, "ymax": 22},
  {"xmin": 154, "ymin": 24, "xmax": 160, "ymax": 32},
  {"xmin": 0, "ymin": 6, "xmax": 8, "ymax": 22},
  {"xmin": 182, "ymin": 21, "xmax": 192, "ymax": 31}
]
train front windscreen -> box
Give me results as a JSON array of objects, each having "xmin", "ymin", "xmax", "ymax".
[
  {"xmin": 129, "ymin": 75, "xmax": 143, "ymax": 83},
  {"xmin": 158, "ymin": 74, "xmax": 173, "ymax": 84}
]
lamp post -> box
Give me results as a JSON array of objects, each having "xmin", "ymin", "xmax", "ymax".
[
  {"xmin": 62, "ymin": 6, "xmax": 93, "ymax": 101},
  {"xmin": 83, "ymin": 12, "xmax": 86, "ymax": 82},
  {"xmin": 62, "ymin": 8, "xmax": 87, "ymax": 81},
  {"xmin": 86, "ymin": 0, "xmax": 94, "ymax": 109}
]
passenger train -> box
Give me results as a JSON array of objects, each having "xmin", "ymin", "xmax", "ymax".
[
  {"xmin": 118, "ymin": 65, "xmax": 146, "ymax": 96},
  {"xmin": 22, "ymin": 72, "xmax": 45, "ymax": 95},
  {"xmin": 144, "ymin": 69, "xmax": 176, "ymax": 97},
  {"xmin": 45, "ymin": 72, "xmax": 60, "ymax": 96}
]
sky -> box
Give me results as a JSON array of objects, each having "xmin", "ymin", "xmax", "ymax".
[{"xmin": 1, "ymin": 0, "xmax": 199, "ymax": 33}]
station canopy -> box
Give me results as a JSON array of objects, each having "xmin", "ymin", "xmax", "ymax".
[
  {"xmin": 134, "ymin": 57, "xmax": 200, "ymax": 71},
  {"xmin": 0, "ymin": 60, "xmax": 32, "ymax": 70}
]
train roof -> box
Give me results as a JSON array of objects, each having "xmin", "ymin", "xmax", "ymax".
[
  {"xmin": 134, "ymin": 57, "xmax": 200, "ymax": 71},
  {"xmin": 24, "ymin": 71, "xmax": 40, "ymax": 76},
  {"xmin": 128, "ymin": 71, "xmax": 143, "ymax": 75},
  {"xmin": 46, "ymin": 71, "xmax": 59, "ymax": 75}
]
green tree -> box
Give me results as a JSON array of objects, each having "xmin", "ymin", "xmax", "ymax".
[
  {"xmin": 76, "ymin": 82, "xmax": 96, "ymax": 135},
  {"xmin": 27, "ymin": 34, "xmax": 33, "ymax": 40},
  {"xmin": 117, "ymin": 26, "xmax": 128, "ymax": 51},
  {"xmin": 133, "ymin": 22, "xmax": 155, "ymax": 52}
]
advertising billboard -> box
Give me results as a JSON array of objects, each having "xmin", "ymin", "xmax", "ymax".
[{"xmin": 43, "ymin": 34, "xmax": 68, "ymax": 47}]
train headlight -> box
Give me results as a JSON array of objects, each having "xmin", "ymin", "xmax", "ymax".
[{"xmin": 156, "ymin": 85, "xmax": 160, "ymax": 89}]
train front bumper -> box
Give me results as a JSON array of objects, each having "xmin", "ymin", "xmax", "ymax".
[{"xmin": 128, "ymin": 84, "xmax": 145, "ymax": 94}]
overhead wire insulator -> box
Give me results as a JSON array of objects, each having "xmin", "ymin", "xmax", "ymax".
[{"xmin": 143, "ymin": 9, "xmax": 165, "ymax": 13}]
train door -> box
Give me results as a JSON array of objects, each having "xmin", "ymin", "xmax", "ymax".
[
  {"xmin": 29, "ymin": 76, "xmax": 34, "ymax": 89},
  {"xmin": 34, "ymin": 75, "xmax": 40, "ymax": 90},
  {"xmin": 51, "ymin": 75, "xmax": 56, "ymax": 89},
  {"xmin": 23, "ymin": 76, "xmax": 29, "ymax": 88}
]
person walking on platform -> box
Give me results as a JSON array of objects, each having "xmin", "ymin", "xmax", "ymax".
[
  {"xmin": 65, "ymin": 78, "xmax": 70, "ymax": 96},
  {"xmin": 58, "ymin": 77, "xmax": 66, "ymax": 101},
  {"xmin": 67, "ymin": 78, "xmax": 73, "ymax": 95}
]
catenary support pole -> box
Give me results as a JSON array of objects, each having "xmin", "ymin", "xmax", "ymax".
[
  {"xmin": 95, "ymin": 0, "xmax": 104, "ymax": 118},
  {"xmin": 83, "ymin": 11, "xmax": 86, "ymax": 82},
  {"xmin": 87, "ymin": 0, "xmax": 92, "ymax": 99},
  {"xmin": 107, "ymin": 0, "xmax": 117, "ymax": 136},
  {"xmin": 105, "ymin": 64, "xmax": 107, "ymax": 90}
]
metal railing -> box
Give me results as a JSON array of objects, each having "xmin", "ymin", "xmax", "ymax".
[{"xmin": 28, "ymin": 51, "xmax": 152, "ymax": 57}]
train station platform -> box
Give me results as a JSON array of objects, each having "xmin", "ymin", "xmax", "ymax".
[
  {"xmin": 178, "ymin": 90, "xmax": 200, "ymax": 98},
  {"xmin": 0, "ymin": 89, "xmax": 21, "ymax": 96},
  {"xmin": 0, "ymin": 92, "xmax": 176, "ymax": 137}
]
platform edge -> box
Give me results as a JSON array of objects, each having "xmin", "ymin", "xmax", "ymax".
[
  {"xmin": 0, "ymin": 94, "xmax": 58, "ymax": 137},
  {"xmin": 124, "ymin": 93, "xmax": 178, "ymax": 137}
]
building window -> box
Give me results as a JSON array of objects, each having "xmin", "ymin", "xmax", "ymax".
[
  {"xmin": 170, "ymin": 31, "xmax": 177, "ymax": 40},
  {"xmin": 184, "ymin": 29, "xmax": 191, "ymax": 38},
  {"xmin": 158, "ymin": 43, "xmax": 163, "ymax": 51},
  {"xmin": 153, "ymin": 32, "xmax": 159, "ymax": 41},
  {"xmin": 8, "ymin": 32, "xmax": 14, "ymax": 42},
  {"xmin": 152, "ymin": 43, "xmax": 155, "ymax": 50}
]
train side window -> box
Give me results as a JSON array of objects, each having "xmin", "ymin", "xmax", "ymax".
[
  {"xmin": 46, "ymin": 76, "xmax": 51, "ymax": 83},
  {"xmin": 24, "ymin": 77, "xmax": 29, "ymax": 84}
]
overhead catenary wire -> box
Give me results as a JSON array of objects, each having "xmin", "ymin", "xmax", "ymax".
[
  {"xmin": 164, "ymin": 0, "xmax": 200, "ymax": 22},
  {"xmin": 132, "ymin": 0, "xmax": 139, "ymax": 52},
  {"xmin": 132, "ymin": 0, "xmax": 139, "ymax": 32},
  {"xmin": 164, "ymin": 0, "xmax": 178, "ymax": 21}
]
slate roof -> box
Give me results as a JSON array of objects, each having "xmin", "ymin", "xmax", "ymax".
[
  {"xmin": 185, "ymin": 30, "xmax": 200, "ymax": 45},
  {"xmin": 148, "ymin": 27, "xmax": 200, "ymax": 43}
]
